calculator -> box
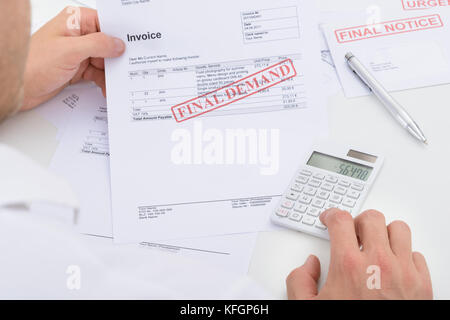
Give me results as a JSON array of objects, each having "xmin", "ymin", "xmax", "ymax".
[{"xmin": 271, "ymin": 143, "xmax": 384, "ymax": 240}]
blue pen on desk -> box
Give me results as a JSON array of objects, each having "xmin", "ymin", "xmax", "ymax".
[{"xmin": 345, "ymin": 52, "xmax": 428, "ymax": 145}]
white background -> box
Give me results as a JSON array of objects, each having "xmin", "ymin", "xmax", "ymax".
[{"xmin": 0, "ymin": 0, "xmax": 448, "ymax": 299}]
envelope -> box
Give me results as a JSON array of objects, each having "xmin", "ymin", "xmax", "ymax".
[{"xmin": 323, "ymin": 9, "xmax": 450, "ymax": 97}]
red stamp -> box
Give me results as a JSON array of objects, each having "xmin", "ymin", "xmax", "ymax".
[
  {"xmin": 335, "ymin": 14, "xmax": 443, "ymax": 43},
  {"xmin": 402, "ymin": 0, "xmax": 450, "ymax": 10},
  {"xmin": 171, "ymin": 59, "xmax": 297, "ymax": 123}
]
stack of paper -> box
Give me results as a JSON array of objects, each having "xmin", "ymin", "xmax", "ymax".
[
  {"xmin": 97, "ymin": 0, "xmax": 328, "ymax": 245},
  {"xmin": 41, "ymin": 0, "xmax": 332, "ymax": 278}
]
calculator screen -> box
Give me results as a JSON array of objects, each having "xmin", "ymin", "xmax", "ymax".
[{"xmin": 307, "ymin": 152, "xmax": 373, "ymax": 181}]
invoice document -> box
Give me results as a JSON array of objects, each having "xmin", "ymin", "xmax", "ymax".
[
  {"xmin": 98, "ymin": 0, "xmax": 328, "ymax": 243},
  {"xmin": 48, "ymin": 86, "xmax": 258, "ymax": 275},
  {"xmin": 30, "ymin": 82, "xmax": 97, "ymax": 140},
  {"xmin": 322, "ymin": 6, "xmax": 450, "ymax": 97}
]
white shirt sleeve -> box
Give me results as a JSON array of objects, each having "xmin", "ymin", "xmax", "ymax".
[
  {"xmin": 0, "ymin": 208, "xmax": 270, "ymax": 299},
  {"xmin": 0, "ymin": 144, "xmax": 271, "ymax": 299}
]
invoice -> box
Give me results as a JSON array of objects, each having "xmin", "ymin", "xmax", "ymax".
[
  {"xmin": 48, "ymin": 86, "xmax": 259, "ymax": 274},
  {"xmin": 98, "ymin": 0, "xmax": 328, "ymax": 243}
]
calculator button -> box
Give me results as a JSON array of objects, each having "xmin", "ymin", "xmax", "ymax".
[
  {"xmin": 275, "ymin": 208, "xmax": 290, "ymax": 217},
  {"xmin": 302, "ymin": 216, "xmax": 316, "ymax": 225},
  {"xmin": 300, "ymin": 169, "xmax": 312, "ymax": 177},
  {"xmin": 299, "ymin": 195, "xmax": 312, "ymax": 205},
  {"xmin": 317, "ymin": 190, "xmax": 330, "ymax": 200},
  {"xmin": 313, "ymin": 173, "xmax": 325, "ymax": 180},
  {"xmin": 315, "ymin": 220, "xmax": 327, "ymax": 230},
  {"xmin": 307, "ymin": 207, "xmax": 320, "ymax": 217},
  {"xmin": 294, "ymin": 204, "xmax": 308, "ymax": 213},
  {"xmin": 326, "ymin": 176, "xmax": 338, "ymax": 184},
  {"xmin": 329, "ymin": 194, "xmax": 343, "ymax": 204},
  {"xmin": 326, "ymin": 203, "xmax": 343, "ymax": 210},
  {"xmin": 347, "ymin": 190, "xmax": 360, "ymax": 199},
  {"xmin": 296, "ymin": 176, "xmax": 309, "ymax": 184},
  {"xmin": 289, "ymin": 212, "xmax": 303, "ymax": 222},
  {"xmin": 334, "ymin": 186, "xmax": 347, "ymax": 195},
  {"xmin": 281, "ymin": 199, "xmax": 295, "ymax": 209},
  {"xmin": 338, "ymin": 180, "xmax": 351, "ymax": 188},
  {"xmin": 286, "ymin": 191, "xmax": 300, "ymax": 201},
  {"xmin": 308, "ymin": 179, "xmax": 322, "ymax": 188},
  {"xmin": 304, "ymin": 187, "xmax": 317, "ymax": 196},
  {"xmin": 342, "ymin": 198, "xmax": 356, "ymax": 208},
  {"xmin": 312, "ymin": 199, "xmax": 325, "ymax": 209},
  {"xmin": 326, "ymin": 203, "xmax": 338, "ymax": 209},
  {"xmin": 291, "ymin": 183, "xmax": 304, "ymax": 193},
  {"xmin": 351, "ymin": 183, "xmax": 364, "ymax": 192},
  {"xmin": 321, "ymin": 183, "xmax": 334, "ymax": 192}
]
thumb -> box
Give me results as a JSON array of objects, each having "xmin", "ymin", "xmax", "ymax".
[
  {"xmin": 286, "ymin": 255, "xmax": 321, "ymax": 300},
  {"xmin": 65, "ymin": 32, "xmax": 125, "ymax": 65}
]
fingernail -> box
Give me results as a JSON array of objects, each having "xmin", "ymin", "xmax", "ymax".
[
  {"xmin": 305, "ymin": 255, "xmax": 314, "ymax": 265},
  {"xmin": 114, "ymin": 38, "xmax": 125, "ymax": 54},
  {"xmin": 320, "ymin": 210, "xmax": 329, "ymax": 220}
]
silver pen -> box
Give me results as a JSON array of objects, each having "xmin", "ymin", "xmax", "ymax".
[{"xmin": 345, "ymin": 52, "xmax": 428, "ymax": 145}]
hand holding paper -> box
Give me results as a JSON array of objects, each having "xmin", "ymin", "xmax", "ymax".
[{"xmin": 23, "ymin": 7, "xmax": 125, "ymax": 110}]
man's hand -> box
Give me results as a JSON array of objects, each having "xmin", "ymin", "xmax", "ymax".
[
  {"xmin": 21, "ymin": 7, "xmax": 125, "ymax": 110},
  {"xmin": 287, "ymin": 209, "xmax": 433, "ymax": 300}
]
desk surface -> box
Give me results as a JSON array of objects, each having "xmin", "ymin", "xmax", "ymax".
[{"xmin": 1, "ymin": 0, "xmax": 448, "ymax": 299}]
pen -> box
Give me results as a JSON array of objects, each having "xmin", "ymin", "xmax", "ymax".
[{"xmin": 345, "ymin": 52, "xmax": 428, "ymax": 145}]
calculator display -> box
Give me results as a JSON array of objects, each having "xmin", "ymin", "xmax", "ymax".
[{"xmin": 307, "ymin": 152, "xmax": 373, "ymax": 181}]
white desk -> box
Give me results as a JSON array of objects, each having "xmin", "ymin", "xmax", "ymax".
[{"xmin": 1, "ymin": 0, "xmax": 448, "ymax": 299}]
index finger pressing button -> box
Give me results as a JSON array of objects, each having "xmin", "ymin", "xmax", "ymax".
[{"xmin": 321, "ymin": 209, "xmax": 360, "ymax": 256}]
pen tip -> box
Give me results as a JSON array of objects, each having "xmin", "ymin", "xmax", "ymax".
[{"xmin": 424, "ymin": 140, "xmax": 428, "ymax": 145}]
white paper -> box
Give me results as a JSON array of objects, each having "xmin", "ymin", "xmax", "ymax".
[
  {"xmin": 98, "ymin": 0, "xmax": 328, "ymax": 243},
  {"xmin": 323, "ymin": 8, "xmax": 450, "ymax": 97},
  {"xmin": 49, "ymin": 87, "xmax": 111, "ymax": 235},
  {"xmin": 318, "ymin": 23, "xmax": 341, "ymax": 97},
  {"xmin": 29, "ymin": 82, "xmax": 97, "ymax": 140},
  {"xmin": 49, "ymin": 87, "xmax": 258, "ymax": 274}
]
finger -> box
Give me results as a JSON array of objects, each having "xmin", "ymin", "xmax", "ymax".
[
  {"xmin": 64, "ymin": 32, "xmax": 125, "ymax": 66},
  {"xmin": 354, "ymin": 210, "xmax": 390, "ymax": 252},
  {"xmin": 83, "ymin": 65, "xmax": 106, "ymax": 96},
  {"xmin": 90, "ymin": 58, "xmax": 105, "ymax": 70},
  {"xmin": 320, "ymin": 209, "xmax": 360, "ymax": 259},
  {"xmin": 286, "ymin": 255, "xmax": 321, "ymax": 300},
  {"xmin": 70, "ymin": 59, "xmax": 90, "ymax": 84},
  {"xmin": 412, "ymin": 252, "xmax": 431, "ymax": 278},
  {"xmin": 412, "ymin": 252, "xmax": 433, "ymax": 298},
  {"xmin": 79, "ymin": 7, "xmax": 101, "ymax": 35},
  {"xmin": 53, "ymin": 7, "xmax": 100, "ymax": 36},
  {"xmin": 387, "ymin": 220, "xmax": 412, "ymax": 259}
]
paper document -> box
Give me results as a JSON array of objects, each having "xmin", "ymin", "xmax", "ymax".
[
  {"xmin": 318, "ymin": 20, "xmax": 341, "ymax": 97},
  {"xmin": 48, "ymin": 87, "xmax": 258, "ymax": 274},
  {"xmin": 323, "ymin": 6, "xmax": 450, "ymax": 97},
  {"xmin": 98, "ymin": 0, "xmax": 328, "ymax": 243},
  {"xmin": 49, "ymin": 87, "xmax": 111, "ymax": 235},
  {"xmin": 30, "ymin": 82, "xmax": 97, "ymax": 140}
]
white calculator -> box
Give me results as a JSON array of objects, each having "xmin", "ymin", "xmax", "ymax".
[{"xmin": 271, "ymin": 143, "xmax": 384, "ymax": 240}]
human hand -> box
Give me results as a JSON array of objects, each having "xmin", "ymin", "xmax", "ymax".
[
  {"xmin": 286, "ymin": 209, "xmax": 433, "ymax": 300},
  {"xmin": 21, "ymin": 7, "xmax": 125, "ymax": 110}
]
